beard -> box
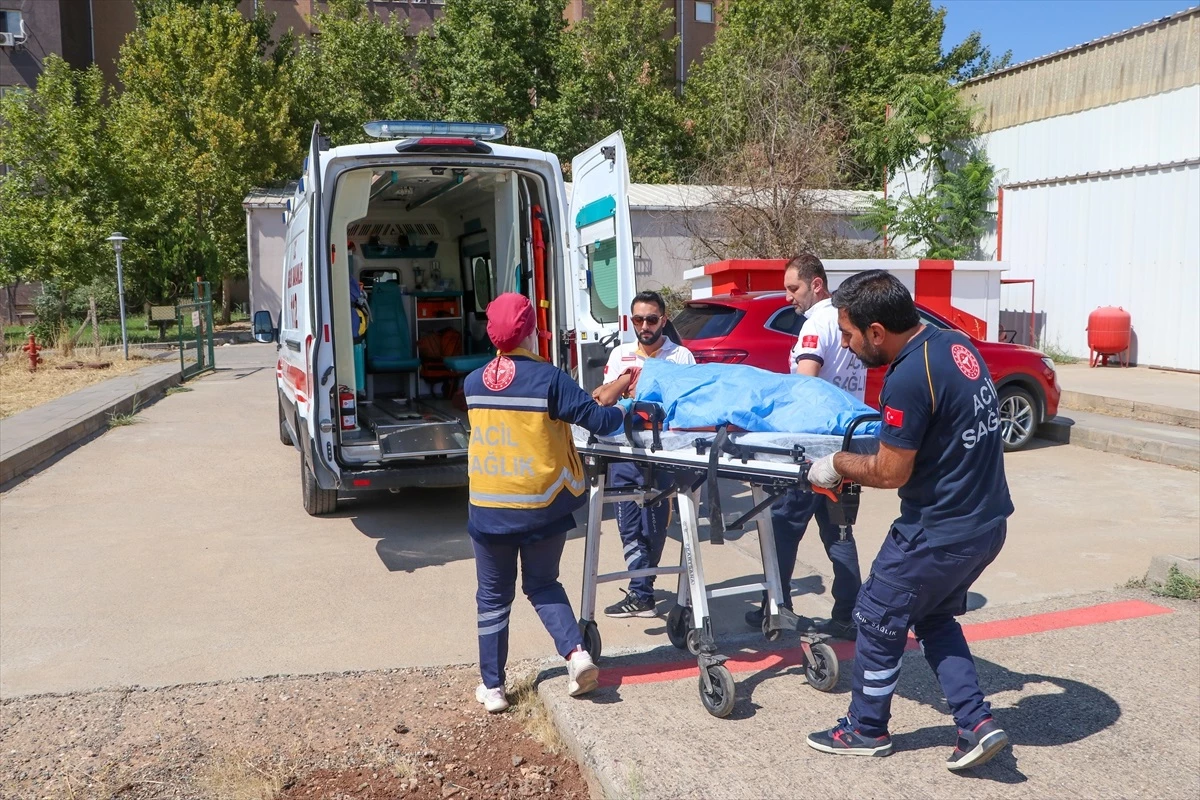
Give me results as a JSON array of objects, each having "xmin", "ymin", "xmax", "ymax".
[
  {"xmin": 637, "ymin": 328, "xmax": 663, "ymax": 347},
  {"xmin": 855, "ymin": 339, "xmax": 889, "ymax": 368}
]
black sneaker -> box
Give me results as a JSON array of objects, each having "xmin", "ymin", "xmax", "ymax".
[
  {"xmin": 947, "ymin": 718, "xmax": 1008, "ymax": 771},
  {"xmin": 808, "ymin": 617, "xmax": 858, "ymax": 640},
  {"xmin": 807, "ymin": 718, "xmax": 893, "ymax": 757},
  {"xmin": 603, "ymin": 589, "xmax": 657, "ymax": 618}
]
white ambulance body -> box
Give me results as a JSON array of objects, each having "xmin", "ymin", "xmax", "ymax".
[{"xmin": 254, "ymin": 122, "xmax": 639, "ymax": 515}]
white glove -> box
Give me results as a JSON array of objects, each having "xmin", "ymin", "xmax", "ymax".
[{"xmin": 808, "ymin": 454, "xmax": 842, "ymax": 489}]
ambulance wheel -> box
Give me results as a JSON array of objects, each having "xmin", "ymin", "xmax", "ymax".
[
  {"xmin": 581, "ymin": 621, "xmax": 602, "ymax": 661},
  {"xmin": 761, "ymin": 617, "xmax": 781, "ymax": 642},
  {"xmin": 805, "ymin": 642, "xmax": 839, "ymax": 692},
  {"xmin": 666, "ymin": 605, "xmax": 691, "ymax": 650},
  {"xmin": 301, "ymin": 446, "xmax": 338, "ymax": 516},
  {"xmin": 278, "ymin": 395, "xmax": 294, "ymax": 446},
  {"xmin": 698, "ymin": 664, "xmax": 736, "ymax": 718}
]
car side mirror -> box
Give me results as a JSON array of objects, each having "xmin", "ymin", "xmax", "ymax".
[{"xmin": 253, "ymin": 310, "xmax": 277, "ymax": 344}]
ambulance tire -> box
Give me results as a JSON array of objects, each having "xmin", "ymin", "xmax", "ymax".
[
  {"xmin": 301, "ymin": 444, "xmax": 338, "ymax": 516},
  {"xmin": 278, "ymin": 395, "xmax": 294, "ymax": 447},
  {"xmin": 804, "ymin": 642, "xmax": 839, "ymax": 692},
  {"xmin": 698, "ymin": 664, "xmax": 735, "ymax": 718},
  {"xmin": 580, "ymin": 620, "xmax": 602, "ymax": 661}
]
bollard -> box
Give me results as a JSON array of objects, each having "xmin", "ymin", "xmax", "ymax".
[{"xmin": 21, "ymin": 334, "xmax": 43, "ymax": 372}]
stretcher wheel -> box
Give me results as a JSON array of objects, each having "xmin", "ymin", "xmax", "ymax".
[
  {"xmin": 686, "ymin": 629, "xmax": 702, "ymax": 656},
  {"xmin": 761, "ymin": 617, "xmax": 781, "ymax": 642},
  {"xmin": 698, "ymin": 664, "xmax": 736, "ymax": 718},
  {"xmin": 805, "ymin": 642, "xmax": 839, "ymax": 692},
  {"xmin": 666, "ymin": 605, "xmax": 691, "ymax": 650},
  {"xmin": 580, "ymin": 621, "xmax": 602, "ymax": 661}
]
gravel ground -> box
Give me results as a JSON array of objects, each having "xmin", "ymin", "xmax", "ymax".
[{"xmin": 0, "ymin": 664, "xmax": 588, "ymax": 800}]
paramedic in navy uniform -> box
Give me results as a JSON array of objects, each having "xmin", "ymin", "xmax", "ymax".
[
  {"xmin": 465, "ymin": 293, "xmax": 629, "ymax": 714},
  {"xmin": 805, "ymin": 270, "xmax": 1014, "ymax": 772},
  {"xmin": 746, "ymin": 254, "xmax": 865, "ymax": 639}
]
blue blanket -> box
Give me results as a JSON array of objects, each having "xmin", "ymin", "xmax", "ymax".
[{"xmin": 635, "ymin": 358, "xmax": 880, "ymax": 437}]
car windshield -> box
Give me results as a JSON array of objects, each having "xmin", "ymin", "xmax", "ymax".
[{"xmin": 674, "ymin": 304, "xmax": 744, "ymax": 340}]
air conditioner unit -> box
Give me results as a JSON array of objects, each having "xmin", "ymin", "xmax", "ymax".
[{"xmin": 0, "ymin": 32, "xmax": 15, "ymax": 48}]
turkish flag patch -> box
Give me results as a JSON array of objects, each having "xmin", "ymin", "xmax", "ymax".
[
  {"xmin": 801, "ymin": 335, "xmax": 819, "ymax": 349},
  {"xmin": 884, "ymin": 406, "xmax": 904, "ymax": 428}
]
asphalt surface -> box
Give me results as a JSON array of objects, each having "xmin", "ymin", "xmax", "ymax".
[{"xmin": 1, "ymin": 344, "xmax": 1197, "ymax": 701}]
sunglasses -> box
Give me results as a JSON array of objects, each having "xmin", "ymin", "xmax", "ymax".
[{"xmin": 631, "ymin": 315, "xmax": 662, "ymax": 327}]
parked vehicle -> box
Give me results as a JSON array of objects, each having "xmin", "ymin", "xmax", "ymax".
[
  {"xmin": 674, "ymin": 291, "xmax": 1061, "ymax": 451},
  {"xmin": 253, "ymin": 122, "xmax": 644, "ymax": 514}
]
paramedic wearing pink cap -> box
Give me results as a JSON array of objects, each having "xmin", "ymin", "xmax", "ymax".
[{"xmin": 464, "ymin": 293, "xmax": 632, "ymax": 713}]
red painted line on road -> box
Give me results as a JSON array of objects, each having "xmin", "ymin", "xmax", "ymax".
[{"xmin": 599, "ymin": 599, "xmax": 1173, "ymax": 688}]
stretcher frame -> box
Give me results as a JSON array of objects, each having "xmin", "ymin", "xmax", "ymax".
[{"xmin": 575, "ymin": 405, "xmax": 879, "ymax": 717}]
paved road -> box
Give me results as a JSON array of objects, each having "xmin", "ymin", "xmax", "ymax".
[{"xmin": 2, "ymin": 344, "xmax": 1197, "ymax": 697}]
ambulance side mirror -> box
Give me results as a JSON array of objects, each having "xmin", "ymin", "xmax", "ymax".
[{"xmin": 253, "ymin": 310, "xmax": 278, "ymax": 344}]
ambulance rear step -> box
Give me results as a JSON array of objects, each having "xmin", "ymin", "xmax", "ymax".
[{"xmin": 360, "ymin": 398, "xmax": 469, "ymax": 460}]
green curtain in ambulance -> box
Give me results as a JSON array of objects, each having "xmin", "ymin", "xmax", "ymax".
[{"xmin": 588, "ymin": 238, "xmax": 619, "ymax": 325}]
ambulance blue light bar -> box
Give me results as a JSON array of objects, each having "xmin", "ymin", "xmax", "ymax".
[{"xmin": 363, "ymin": 120, "xmax": 508, "ymax": 141}]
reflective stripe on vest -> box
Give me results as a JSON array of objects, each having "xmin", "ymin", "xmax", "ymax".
[{"xmin": 466, "ymin": 404, "xmax": 585, "ymax": 510}]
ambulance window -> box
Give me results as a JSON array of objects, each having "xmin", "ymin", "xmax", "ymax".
[
  {"xmin": 588, "ymin": 238, "xmax": 619, "ymax": 325},
  {"xmin": 473, "ymin": 257, "xmax": 494, "ymax": 313}
]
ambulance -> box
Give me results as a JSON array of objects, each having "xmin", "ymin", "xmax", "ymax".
[{"xmin": 253, "ymin": 122, "xmax": 639, "ymax": 515}]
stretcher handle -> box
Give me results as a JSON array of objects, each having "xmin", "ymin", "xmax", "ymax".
[
  {"xmin": 628, "ymin": 401, "xmax": 665, "ymax": 451},
  {"xmin": 841, "ymin": 412, "xmax": 882, "ymax": 451}
]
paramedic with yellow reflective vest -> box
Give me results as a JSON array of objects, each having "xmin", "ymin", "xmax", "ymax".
[{"xmin": 465, "ymin": 293, "xmax": 630, "ymax": 714}]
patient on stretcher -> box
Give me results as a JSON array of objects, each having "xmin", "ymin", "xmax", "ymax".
[{"xmin": 593, "ymin": 357, "xmax": 879, "ymax": 437}]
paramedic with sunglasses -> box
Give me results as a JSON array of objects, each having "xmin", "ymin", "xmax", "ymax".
[
  {"xmin": 592, "ymin": 291, "xmax": 695, "ymax": 618},
  {"xmin": 805, "ymin": 270, "xmax": 1013, "ymax": 771}
]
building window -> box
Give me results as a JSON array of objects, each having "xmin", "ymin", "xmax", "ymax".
[
  {"xmin": 0, "ymin": 10, "xmax": 24, "ymax": 36},
  {"xmin": 695, "ymin": 2, "xmax": 713, "ymax": 23}
]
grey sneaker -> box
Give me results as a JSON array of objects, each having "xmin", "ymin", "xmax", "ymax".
[{"xmin": 947, "ymin": 718, "xmax": 1008, "ymax": 771}]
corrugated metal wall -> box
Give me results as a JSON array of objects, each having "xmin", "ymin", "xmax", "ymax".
[
  {"xmin": 996, "ymin": 161, "xmax": 1200, "ymax": 371},
  {"xmin": 964, "ymin": 7, "xmax": 1200, "ymax": 133}
]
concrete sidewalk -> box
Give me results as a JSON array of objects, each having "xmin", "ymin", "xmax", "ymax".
[
  {"xmin": 1056, "ymin": 363, "xmax": 1199, "ymax": 427},
  {"xmin": 538, "ymin": 590, "xmax": 1198, "ymax": 800},
  {"xmin": 0, "ymin": 359, "xmax": 180, "ymax": 486}
]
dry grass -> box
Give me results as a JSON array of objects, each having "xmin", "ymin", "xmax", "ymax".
[
  {"xmin": 0, "ymin": 350, "xmax": 154, "ymax": 419},
  {"xmin": 508, "ymin": 671, "xmax": 565, "ymax": 755},
  {"xmin": 193, "ymin": 748, "xmax": 301, "ymax": 800}
]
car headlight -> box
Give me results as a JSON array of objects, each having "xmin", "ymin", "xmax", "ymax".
[{"xmin": 1041, "ymin": 357, "xmax": 1056, "ymax": 373}]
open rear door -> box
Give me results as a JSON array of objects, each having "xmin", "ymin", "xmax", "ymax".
[
  {"xmin": 569, "ymin": 132, "xmax": 636, "ymax": 392},
  {"xmin": 306, "ymin": 123, "xmax": 341, "ymax": 489}
]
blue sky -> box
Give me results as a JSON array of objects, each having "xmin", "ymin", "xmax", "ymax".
[{"xmin": 939, "ymin": 0, "xmax": 1196, "ymax": 67}]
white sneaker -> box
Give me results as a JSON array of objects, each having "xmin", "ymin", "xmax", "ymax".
[
  {"xmin": 567, "ymin": 649, "xmax": 600, "ymax": 697},
  {"xmin": 475, "ymin": 683, "xmax": 509, "ymax": 713}
]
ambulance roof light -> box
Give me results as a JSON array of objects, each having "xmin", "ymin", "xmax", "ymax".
[{"xmin": 363, "ymin": 120, "xmax": 508, "ymax": 142}]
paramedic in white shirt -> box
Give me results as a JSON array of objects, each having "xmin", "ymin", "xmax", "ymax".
[
  {"xmin": 746, "ymin": 254, "xmax": 866, "ymax": 639},
  {"xmin": 593, "ymin": 291, "xmax": 695, "ymax": 618}
]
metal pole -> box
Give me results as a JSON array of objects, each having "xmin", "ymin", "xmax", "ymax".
[{"xmin": 115, "ymin": 249, "xmax": 129, "ymax": 360}]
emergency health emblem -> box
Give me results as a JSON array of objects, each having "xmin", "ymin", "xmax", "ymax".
[
  {"xmin": 951, "ymin": 344, "xmax": 981, "ymax": 380},
  {"xmin": 483, "ymin": 356, "xmax": 516, "ymax": 391}
]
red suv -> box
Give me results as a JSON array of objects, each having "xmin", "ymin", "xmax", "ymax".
[{"xmin": 673, "ymin": 291, "xmax": 1061, "ymax": 451}]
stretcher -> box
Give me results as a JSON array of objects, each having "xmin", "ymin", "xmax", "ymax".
[{"xmin": 573, "ymin": 404, "xmax": 880, "ymax": 718}]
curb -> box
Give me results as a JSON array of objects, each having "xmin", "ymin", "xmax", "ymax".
[
  {"xmin": 537, "ymin": 681, "xmax": 620, "ymax": 800},
  {"xmin": 1147, "ymin": 554, "xmax": 1200, "ymax": 584},
  {"xmin": 0, "ymin": 365, "xmax": 182, "ymax": 488},
  {"xmin": 1039, "ymin": 417, "xmax": 1199, "ymax": 470},
  {"xmin": 1061, "ymin": 389, "xmax": 1199, "ymax": 429}
]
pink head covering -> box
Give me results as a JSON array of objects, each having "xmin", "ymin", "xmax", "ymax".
[{"xmin": 486, "ymin": 293, "xmax": 535, "ymax": 352}]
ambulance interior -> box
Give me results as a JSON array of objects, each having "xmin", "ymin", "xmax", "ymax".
[{"xmin": 328, "ymin": 163, "xmax": 561, "ymax": 460}]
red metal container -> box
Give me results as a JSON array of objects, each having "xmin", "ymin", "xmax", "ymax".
[{"xmin": 1087, "ymin": 306, "xmax": 1132, "ymax": 367}]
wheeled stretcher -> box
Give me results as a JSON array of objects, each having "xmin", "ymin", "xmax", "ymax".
[{"xmin": 573, "ymin": 404, "xmax": 880, "ymax": 717}]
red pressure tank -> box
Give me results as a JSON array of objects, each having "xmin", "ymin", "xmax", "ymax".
[{"xmin": 1087, "ymin": 306, "xmax": 1132, "ymax": 368}]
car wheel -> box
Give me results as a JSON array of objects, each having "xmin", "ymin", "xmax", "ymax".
[
  {"xmin": 998, "ymin": 385, "xmax": 1038, "ymax": 451},
  {"xmin": 278, "ymin": 394, "xmax": 294, "ymax": 447}
]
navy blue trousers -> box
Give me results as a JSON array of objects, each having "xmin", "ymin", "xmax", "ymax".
[
  {"xmin": 608, "ymin": 462, "xmax": 670, "ymax": 603},
  {"xmin": 768, "ymin": 487, "xmax": 862, "ymax": 621},
  {"xmin": 472, "ymin": 528, "xmax": 582, "ymax": 689},
  {"xmin": 848, "ymin": 521, "xmax": 1007, "ymax": 737}
]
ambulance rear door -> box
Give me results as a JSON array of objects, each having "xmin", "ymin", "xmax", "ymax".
[{"xmin": 568, "ymin": 132, "xmax": 636, "ymax": 392}]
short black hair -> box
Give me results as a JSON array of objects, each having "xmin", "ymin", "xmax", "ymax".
[
  {"xmin": 832, "ymin": 270, "xmax": 920, "ymax": 334},
  {"xmin": 784, "ymin": 253, "xmax": 826, "ymax": 285},
  {"xmin": 631, "ymin": 290, "xmax": 666, "ymax": 315}
]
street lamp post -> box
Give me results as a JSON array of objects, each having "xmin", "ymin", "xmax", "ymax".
[{"xmin": 106, "ymin": 233, "xmax": 130, "ymax": 360}]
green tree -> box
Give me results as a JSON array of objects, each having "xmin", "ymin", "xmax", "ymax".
[
  {"xmin": 112, "ymin": 1, "xmax": 299, "ymax": 320},
  {"xmin": 417, "ymin": 0, "xmax": 568, "ymax": 145},
  {"xmin": 859, "ymin": 77, "xmax": 996, "ymax": 258},
  {"xmin": 687, "ymin": 0, "xmax": 1008, "ymax": 187},
  {"xmin": 0, "ymin": 57, "xmax": 118, "ymax": 309},
  {"xmin": 535, "ymin": 0, "xmax": 691, "ymax": 182},
  {"xmin": 291, "ymin": 0, "xmax": 424, "ymax": 147}
]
